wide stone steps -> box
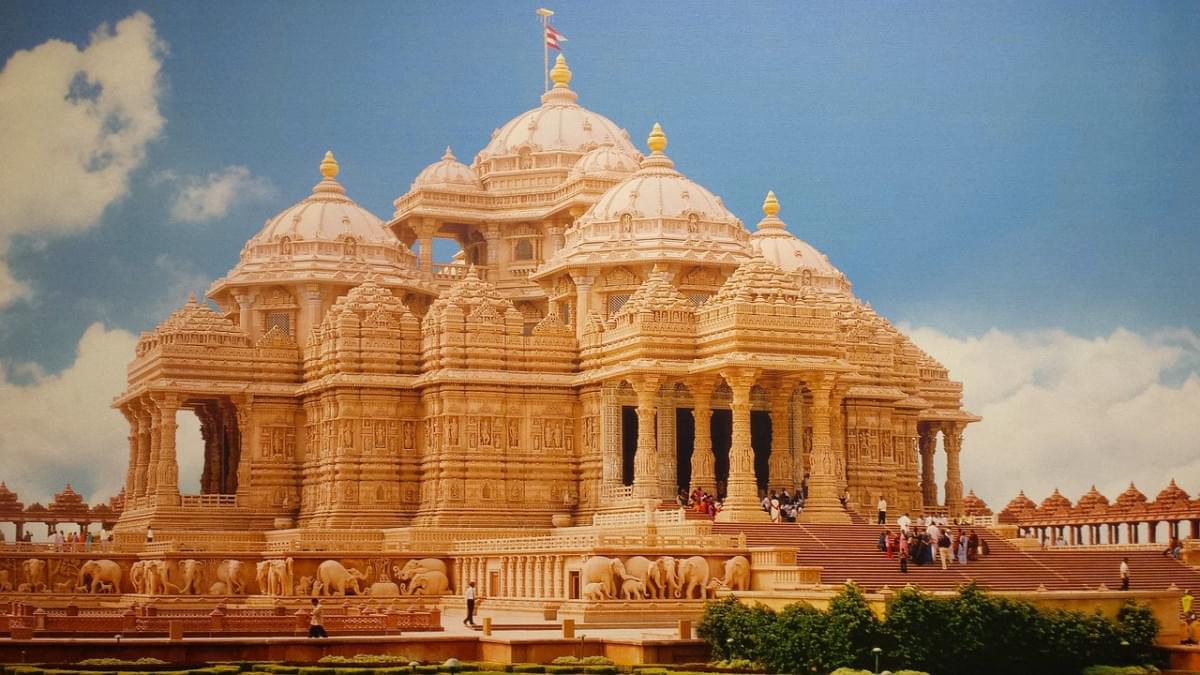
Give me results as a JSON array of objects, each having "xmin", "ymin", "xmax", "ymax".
[{"xmin": 712, "ymin": 521, "xmax": 1200, "ymax": 593}]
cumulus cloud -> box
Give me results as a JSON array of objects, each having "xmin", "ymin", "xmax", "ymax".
[
  {"xmin": 0, "ymin": 324, "xmax": 204, "ymax": 513},
  {"xmin": 905, "ymin": 325, "xmax": 1200, "ymax": 513},
  {"xmin": 0, "ymin": 12, "xmax": 165, "ymax": 308},
  {"xmin": 168, "ymin": 165, "xmax": 276, "ymax": 223}
]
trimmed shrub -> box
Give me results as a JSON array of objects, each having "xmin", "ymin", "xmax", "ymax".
[
  {"xmin": 579, "ymin": 667, "xmax": 617, "ymax": 675},
  {"xmin": 510, "ymin": 667, "xmax": 544, "ymax": 674}
]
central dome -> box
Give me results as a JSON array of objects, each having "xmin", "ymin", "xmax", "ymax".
[{"xmin": 477, "ymin": 55, "xmax": 637, "ymax": 160}]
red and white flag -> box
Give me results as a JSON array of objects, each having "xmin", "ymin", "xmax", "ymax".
[{"xmin": 546, "ymin": 24, "xmax": 567, "ymax": 50}]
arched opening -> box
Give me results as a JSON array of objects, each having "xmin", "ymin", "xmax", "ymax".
[{"xmin": 182, "ymin": 398, "xmax": 242, "ymax": 499}]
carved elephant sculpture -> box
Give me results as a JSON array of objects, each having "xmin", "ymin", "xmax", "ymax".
[
  {"xmin": 581, "ymin": 556, "xmax": 624, "ymax": 599},
  {"xmin": 719, "ymin": 555, "xmax": 750, "ymax": 591},
  {"xmin": 658, "ymin": 556, "xmax": 680, "ymax": 599},
  {"xmin": 405, "ymin": 570, "xmax": 450, "ymax": 596},
  {"xmin": 316, "ymin": 560, "xmax": 366, "ymax": 596},
  {"xmin": 623, "ymin": 556, "xmax": 667, "ymax": 599},
  {"xmin": 582, "ymin": 581, "xmax": 609, "ymax": 601},
  {"xmin": 620, "ymin": 576, "xmax": 647, "ymax": 600},
  {"xmin": 78, "ymin": 560, "xmax": 122, "ymax": 594},
  {"xmin": 256, "ymin": 558, "xmax": 293, "ymax": 596},
  {"xmin": 393, "ymin": 558, "xmax": 447, "ymax": 584},
  {"xmin": 0, "ymin": 569, "xmax": 12, "ymax": 592},
  {"xmin": 215, "ymin": 560, "xmax": 247, "ymax": 595},
  {"xmin": 129, "ymin": 561, "xmax": 147, "ymax": 594},
  {"xmin": 295, "ymin": 575, "xmax": 314, "ymax": 596},
  {"xmin": 177, "ymin": 559, "xmax": 205, "ymax": 595},
  {"xmin": 143, "ymin": 560, "xmax": 177, "ymax": 595},
  {"xmin": 366, "ymin": 581, "xmax": 400, "ymax": 597},
  {"xmin": 22, "ymin": 559, "xmax": 47, "ymax": 592},
  {"xmin": 675, "ymin": 556, "xmax": 710, "ymax": 599}
]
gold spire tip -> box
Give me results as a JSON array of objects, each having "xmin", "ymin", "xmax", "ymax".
[
  {"xmin": 763, "ymin": 190, "xmax": 780, "ymax": 217},
  {"xmin": 550, "ymin": 53, "xmax": 572, "ymax": 88},
  {"xmin": 647, "ymin": 122, "xmax": 667, "ymax": 154},
  {"xmin": 320, "ymin": 150, "xmax": 339, "ymax": 179},
  {"xmin": 443, "ymin": 146, "xmax": 455, "ymax": 160}
]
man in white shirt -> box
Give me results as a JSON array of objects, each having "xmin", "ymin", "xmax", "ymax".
[
  {"xmin": 897, "ymin": 512, "xmax": 911, "ymax": 535},
  {"xmin": 927, "ymin": 522, "xmax": 941, "ymax": 560},
  {"xmin": 877, "ymin": 496, "xmax": 887, "ymax": 525},
  {"xmin": 464, "ymin": 580, "xmax": 478, "ymax": 627},
  {"xmin": 1120, "ymin": 558, "xmax": 1130, "ymax": 591}
]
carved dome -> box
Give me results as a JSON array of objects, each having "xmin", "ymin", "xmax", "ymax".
[
  {"xmin": 961, "ymin": 490, "xmax": 992, "ymax": 516},
  {"xmin": 750, "ymin": 192, "xmax": 850, "ymax": 294},
  {"xmin": 251, "ymin": 151, "xmax": 394, "ymax": 246},
  {"xmin": 1114, "ymin": 483, "xmax": 1149, "ymax": 510},
  {"xmin": 1040, "ymin": 488, "xmax": 1072, "ymax": 512},
  {"xmin": 413, "ymin": 147, "xmax": 482, "ymax": 190},
  {"xmin": 571, "ymin": 144, "xmax": 640, "ymax": 178},
  {"xmin": 997, "ymin": 490, "xmax": 1037, "ymax": 523},
  {"xmin": 1153, "ymin": 479, "xmax": 1191, "ymax": 509},
  {"xmin": 477, "ymin": 55, "xmax": 636, "ymax": 161},
  {"xmin": 1076, "ymin": 485, "xmax": 1110, "ymax": 510}
]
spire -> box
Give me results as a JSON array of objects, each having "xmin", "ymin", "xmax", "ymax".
[
  {"xmin": 550, "ymin": 53, "xmax": 572, "ymax": 88},
  {"xmin": 442, "ymin": 146, "xmax": 456, "ymax": 161},
  {"xmin": 648, "ymin": 122, "xmax": 667, "ymax": 154},
  {"xmin": 313, "ymin": 150, "xmax": 346, "ymax": 196},
  {"xmin": 754, "ymin": 190, "xmax": 786, "ymax": 231}
]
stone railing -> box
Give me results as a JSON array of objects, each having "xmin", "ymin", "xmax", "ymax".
[
  {"xmin": 592, "ymin": 509, "xmax": 686, "ymax": 528},
  {"xmin": 180, "ymin": 494, "xmax": 238, "ymax": 508},
  {"xmin": 141, "ymin": 531, "xmax": 265, "ymax": 553},
  {"xmin": 600, "ymin": 484, "xmax": 634, "ymax": 501},
  {"xmin": 388, "ymin": 527, "xmax": 548, "ymax": 552},
  {"xmin": 264, "ymin": 529, "xmax": 384, "ymax": 552}
]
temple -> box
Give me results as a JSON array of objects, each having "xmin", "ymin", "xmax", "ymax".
[{"xmin": 111, "ymin": 54, "xmax": 979, "ymax": 540}]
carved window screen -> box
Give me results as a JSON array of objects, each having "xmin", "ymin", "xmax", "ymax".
[
  {"xmin": 688, "ymin": 293, "xmax": 710, "ymax": 306},
  {"xmin": 266, "ymin": 311, "xmax": 291, "ymax": 336},
  {"xmin": 607, "ymin": 294, "xmax": 630, "ymax": 316}
]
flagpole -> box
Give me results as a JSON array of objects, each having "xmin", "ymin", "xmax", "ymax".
[{"xmin": 537, "ymin": 8, "xmax": 554, "ymax": 92}]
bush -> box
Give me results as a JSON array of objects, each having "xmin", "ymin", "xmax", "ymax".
[{"xmin": 511, "ymin": 667, "xmax": 544, "ymax": 674}]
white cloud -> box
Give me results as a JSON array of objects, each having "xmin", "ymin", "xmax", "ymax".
[
  {"xmin": 905, "ymin": 325, "xmax": 1200, "ymax": 514},
  {"xmin": 0, "ymin": 12, "xmax": 165, "ymax": 308},
  {"xmin": 168, "ymin": 165, "xmax": 276, "ymax": 223},
  {"xmin": 0, "ymin": 323, "xmax": 205, "ymax": 513}
]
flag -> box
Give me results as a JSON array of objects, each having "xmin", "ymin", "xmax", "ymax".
[{"xmin": 546, "ymin": 24, "xmax": 566, "ymax": 51}]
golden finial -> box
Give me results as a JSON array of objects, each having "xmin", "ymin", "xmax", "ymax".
[
  {"xmin": 647, "ymin": 122, "xmax": 667, "ymax": 154},
  {"xmin": 550, "ymin": 54, "xmax": 572, "ymax": 88},
  {"xmin": 320, "ymin": 150, "xmax": 339, "ymax": 179},
  {"xmin": 443, "ymin": 146, "xmax": 456, "ymax": 161},
  {"xmin": 763, "ymin": 190, "xmax": 780, "ymax": 217}
]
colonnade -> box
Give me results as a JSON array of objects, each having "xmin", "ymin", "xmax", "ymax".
[
  {"xmin": 918, "ymin": 422, "xmax": 966, "ymax": 516},
  {"xmin": 1021, "ymin": 519, "xmax": 1200, "ymax": 546},
  {"xmin": 475, "ymin": 554, "xmax": 568, "ymax": 598}
]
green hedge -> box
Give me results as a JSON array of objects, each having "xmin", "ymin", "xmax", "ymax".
[{"xmin": 697, "ymin": 581, "xmax": 1160, "ymax": 675}]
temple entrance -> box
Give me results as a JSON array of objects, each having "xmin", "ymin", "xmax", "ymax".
[
  {"xmin": 712, "ymin": 409, "xmax": 731, "ymax": 493},
  {"xmin": 751, "ymin": 411, "xmax": 772, "ymax": 492},
  {"xmin": 675, "ymin": 409, "xmax": 695, "ymax": 491},
  {"xmin": 621, "ymin": 406, "xmax": 638, "ymax": 486},
  {"xmin": 183, "ymin": 398, "xmax": 242, "ymax": 496}
]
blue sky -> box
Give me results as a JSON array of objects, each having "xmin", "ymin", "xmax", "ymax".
[{"xmin": 0, "ymin": 1, "xmax": 1197, "ymax": 515}]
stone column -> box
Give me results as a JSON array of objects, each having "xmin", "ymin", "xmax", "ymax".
[
  {"xmin": 145, "ymin": 403, "xmax": 162, "ymax": 497},
  {"xmin": 688, "ymin": 377, "xmax": 718, "ymax": 496},
  {"xmin": 235, "ymin": 293, "xmax": 256, "ymax": 336},
  {"xmin": 484, "ymin": 223, "xmax": 501, "ymax": 268},
  {"xmin": 629, "ymin": 374, "xmax": 663, "ymax": 500},
  {"xmin": 303, "ymin": 284, "xmax": 323, "ymax": 338},
  {"xmin": 121, "ymin": 406, "xmax": 138, "ymax": 497},
  {"xmin": 918, "ymin": 424, "xmax": 938, "ymax": 508},
  {"xmin": 657, "ymin": 395, "xmax": 677, "ymax": 500},
  {"xmin": 154, "ymin": 395, "xmax": 181, "ymax": 504},
  {"xmin": 553, "ymin": 555, "xmax": 563, "ymax": 598},
  {"xmin": 767, "ymin": 377, "xmax": 796, "ymax": 493},
  {"xmin": 570, "ymin": 272, "xmax": 595, "ymax": 338},
  {"xmin": 715, "ymin": 367, "xmax": 768, "ymax": 523},
  {"xmin": 798, "ymin": 375, "xmax": 850, "ymax": 523},
  {"xmin": 546, "ymin": 224, "xmax": 565, "ymax": 259},
  {"xmin": 534, "ymin": 557, "xmax": 545, "ymax": 598},
  {"xmin": 943, "ymin": 423, "xmax": 964, "ymax": 516},
  {"xmin": 415, "ymin": 218, "xmax": 438, "ymax": 273}
]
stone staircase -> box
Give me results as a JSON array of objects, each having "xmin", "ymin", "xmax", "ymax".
[{"xmin": 712, "ymin": 521, "xmax": 1200, "ymax": 593}]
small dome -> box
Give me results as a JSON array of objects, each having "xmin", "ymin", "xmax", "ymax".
[
  {"xmin": 1154, "ymin": 479, "xmax": 1191, "ymax": 509},
  {"xmin": 478, "ymin": 55, "xmax": 637, "ymax": 160},
  {"xmin": 1076, "ymin": 485, "xmax": 1110, "ymax": 510},
  {"xmin": 1039, "ymin": 488, "xmax": 1072, "ymax": 512},
  {"xmin": 961, "ymin": 490, "xmax": 992, "ymax": 516},
  {"xmin": 750, "ymin": 191, "xmax": 841, "ymax": 277},
  {"xmin": 251, "ymin": 151, "xmax": 393, "ymax": 246},
  {"xmin": 1114, "ymin": 483, "xmax": 1149, "ymax": 510},
  {"xmin": 571, "ymin": 144, "xmax": 640, "ymax": 178},
  {"xmin": 997, "ymin": 490, "xmax": 1037, "ymax": 524},
  {"xmin": 413, "ymin": 147, "xmax": 482, "ymax": 190}
]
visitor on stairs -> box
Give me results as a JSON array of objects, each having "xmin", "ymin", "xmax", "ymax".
[
  {"xmin": 899, "ymin": 532, "xmax": 909, "ymax": 573},
  {"xmin": 877, "ymin": 495, "xmax": 887, "ymax": 525},
  {"xmin": 1120, "ymin": 558, "xmax": 1131, "ymax": 591},
  {"xmin": 968, "ymin": 530, "xmax": 980, "ymax": 561},
  {"xmin": 957, "ymin": 529, "xmax": 969, "ymax": 565},
  {"xmin": 878, "ymin": 529, "xmax": 888, "ymax": 553},
  {"xmin": 1181, "ymin": 588, "xmax": 1197, "ymax": 644},
  {"xmin": 897, "ymin": 512, "xmax": 911, "ymax": 535},
  {"xmin": 927, "ymin": 521, "xmax": 941, "ymax": 562},
  {"xmin": 938, "ymin": 530, "xmax": 952, "ymax": 570}
]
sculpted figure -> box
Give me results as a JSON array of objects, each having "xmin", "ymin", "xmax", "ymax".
[
  {"xmin": 22, "ymin": 559, "xmax": 47, "ymax": 592},
  {"xmin": 675, "ymin": 556, "xmax": 710, "ymax": 599},
  {"xmin": 98, "ymin": 581, "xmax": 116, "ymax": 594},
  {"xmin": 0, "ymin": 569, "xmax": 13, "ymax": 592},
  {"xmin": 366, "ymin": 581, "xmax": 401, "ymax": 597},
  {"xmin": 17, "ymin": 583, "xmax": 32, "ymax": 592},
  {"xmin": 393, "ymin": 558, "xmax": 447, "ymax": 585},
  {"xmin": 143, "ymin": 560, "xmax": 177, "ymax": 595},
  {"xmin": 215, "ymin": 559, "xmax": 247, "ymax": 595},
  {"xmin": 581, "ymin": 556, "xmax": 624, "ymax": 599},
  {"xmin": 405, "ymin": 569, "xmax": 450, "ymax": 596},
  {"xmin": 620, "ymin": 576, "xmax": 647, "ymax": 600},
  {"xmin": 129, "ymin": 561, "xmax": 147, "ymax": 594},
  {"xmin": 657, "ymin": 557, "xmax": 680, "ymax": 599},
  {"xmin": 295, "ymin": 575, "xmax": 314, "ymax": 596},
  {"xmin": 266, "ymin": 558, "xmax": 294, "ymax": 596},
  {"xmin": 582, "ymin": 581, "xmax": 609, "ymax": 601},
  {"xmin": 316, "ymin": 560, "xmax": 367, "ymax": 596},
  {"xmin": 78, "ymin": 560, "xmax": 123, "ymax": 594},
  {"xmin": 177, "ymin": 559, "xmax": 205, "ymax": 595},
  {"xmin": 718, "ymin": 555, "xmax": 751, "ymax": 591},
  {"xmin": 623, "ymin": 556, "xmax": 667, "ymax": 599},
  {"xmin": 53, "ymin": 581, "xmax": 72, "ymax": 593}
]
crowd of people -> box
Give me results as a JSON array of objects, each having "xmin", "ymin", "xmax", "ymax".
[
  {"xmin": 679, "ymin": 486, "xmax": 724, "ymax": 516},
  {"xmin": 878, "ymin": 514, "xmax": 990, "ymax": 572}
]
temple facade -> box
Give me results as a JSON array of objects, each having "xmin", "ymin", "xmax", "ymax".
[{"xmin": 111, "ymin": 54, "xmax": 979, "ymax": 539}]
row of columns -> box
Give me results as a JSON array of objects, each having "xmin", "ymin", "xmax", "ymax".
[
  {"xmin": 1024, "ymin": 519, "xmax": 1200, "ymax": 546},
  {"xmin": 918, "ymin": 421, "xmax": 967, "ymax": 515},
  {"xmin": 120, "ymin": 394, "xmax": 183, "ymax": 508},
  {"xmin": 491, "ymin": 554, "xmax": 567, "ymax": 598}
]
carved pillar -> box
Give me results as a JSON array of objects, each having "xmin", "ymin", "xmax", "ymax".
[
  {"xmin": 943, "ymin": 423, "xmax": 965, "ymax": 516},
  {"xmin": 552, "ymin": 555, "xmax": 563, "ymax": 598},
  {"xmin": 768, "ymin": 378, "xmax": 796, "ymax": 493},
  {"xmin": 484, "ymin": 222, "xmax": 501, "ymax": 268},
  {"xmin": 570, "ymin": 272, "xmax": 594, "ymax": 338},
  {"xmin": 600, "ymin": 384, "xmax": 622, "ymax": 495},
  {"xmin": 533, "ymin": 557, "xmax": 544, "ymax": 598},
  {"xmin": 145, "ymin": 401, "xmax": 162, "ymax": 498},
  {"xmin": 154, "ymin": 395, "xmax": 181, "ymax": 504},
  {"xmin": 415, "ymin": 218, "xmax": 438, "ymax": 272},
  {"xmin": 798, "ymin": 375, "xmax": 850, "ymax": 523},
  {"xmin": 235, "ymin": 292, "xmax": 256, "ymax": 336},
  {"xmin": 715, "ymin": 368, "xmax": 768, "ymax": 522},
  {"xmin": 120, "ymin": 406, "xmax": 137, "ymax": 498},
  {"xmin": 546, "ymin": 224, "xmax": 565, "ymax": 259},
  {"xmin": 303, "ymin": 284, "xmax": 323, "ymax": 339},
  {"xmin": 688, "ymin": 377, "xmax": 717, "ymax": 496},
  {"xmin": 657, "ymin": 394, "xmax": 677, "ymax": 500},
  {"xmin": 134, "ymin": 403, "xmax": 152, "ymax": 502},
  {"xmin": 791, "ymin": 388, "xmax": 807, "ymax": 488},
  {"xmin": 918, "ymin": 424, "xmax": 938, "ymax": 507},
  {"xmin": 629, "ymin": 374, "xmax": 662, "ymax": 500}
]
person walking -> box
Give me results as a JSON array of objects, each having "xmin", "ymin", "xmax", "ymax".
[
  {"xmin": 938, "ymin": 530, "xmax": 952, "ymax": 570},
  {"xmin": 308, "ymin": 598, "xmax": 328, "ymax": 638},
  {"xmin": 464, "ymin": 581, "xmax": 478, "ymax": 627},
  {"xmin": 877, "ymin": 495, "xmax": 887, "ymax": 525},
  {"xmin": 1120, "ymin": 557, "xmax": 1130, "ymax": 591},
  {"xmin": 1181, "ymin": 588, "xmax": 1197, "ymax": 644}
]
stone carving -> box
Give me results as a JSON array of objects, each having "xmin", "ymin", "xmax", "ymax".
[
  {"xmin": 295, "ymin": 575, "xmax": 314, "ymax": 596},
  {"xmin": 405, "ymin": 570, "xmax": 450, "ymax": 595},
  {"xmin": 215, "ymin": 559, "xmax": 247, "ymax": 595},
  {"xmin": 581, "ymin": 556, "xmax": 624, "ymax": 599},
  {"xmin": 177, "ymin": 559, "xmax": 205, "ymax": 595},
  {"xmin": 393, "ymin": 558, "xmax": 447, "ymax": 585},
  {"xmin": 583, "ymin": 581, "xmax": 609, "ymax": 600},
  {"xmin": 674, "ymin": 556, "xmax": 710, "ymax": 599},
  {"xmin": 256, "ymin": 558, "xmax": 293, "ymax": 596},
  {"xmin": 22, "ymin": 559, "xmax": 47, "ymax": 592},
  {"xmin": 78, "ymin": 560, "xmax": 123, "ymax": 594},
  {"xmin": 623, "ymin": 555, "xmax": 669, "ymax": 599},
  {"xmin": 130, "ymin": 561, "xmax": 146, "ymax": 594},
  {"xmin": 716, "ymin": 555, "xmax": 750, "ymax": 591},
  {"xmin": 315, "ymin": 560, "xmax": 367, "ymax": 596},
  {"xmin": 0, "ymin": 569, "xmax": 12, "ymax": 592},
  {"xmin": 620, "ymin": 576, "xmax": 647, "ymax": 600},
  {"xmin": 142, "ymin": 560, "xmax": 177, "ymax": 595}
]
